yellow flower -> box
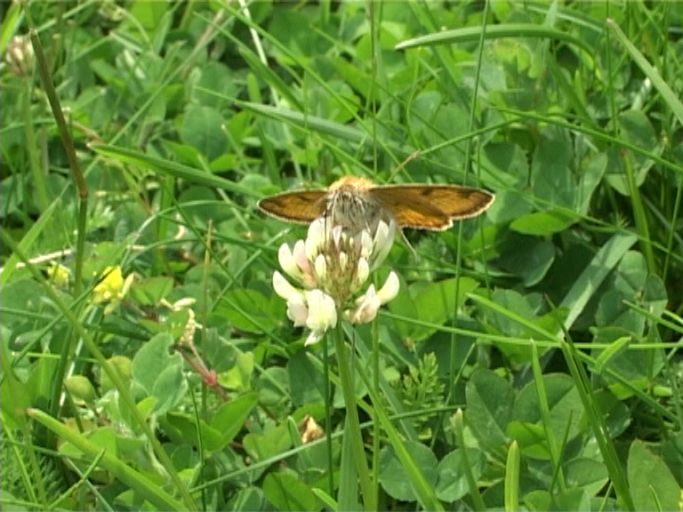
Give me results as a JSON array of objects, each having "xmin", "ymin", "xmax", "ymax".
[
  {"xmin": 46, "ymin": 263, "xmax": 71, "ymax": 288},
  {"xmin": 93, "ymin": 266, "xmax": 133, "ymax": 313}
]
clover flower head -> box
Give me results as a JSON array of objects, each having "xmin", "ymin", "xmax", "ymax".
[
  {"xmin": 273, "ymin": 215, "xmax": 399, "ymax": 345},
  {"xmin": 5, "ymin": 35, "xmax": 33, "ymax": 77}
]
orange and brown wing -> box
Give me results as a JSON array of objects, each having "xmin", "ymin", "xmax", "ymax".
[
  {"xmin": 258, "ymin": 190, "xmax": 327, "ymax": 224},
  {"xmin": 371, "ymin": 185, "xmax": 495, "ymax": 231}
]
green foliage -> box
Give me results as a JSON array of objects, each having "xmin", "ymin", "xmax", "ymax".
[
  {"xmin": 1, "ymin": 1, "xmax": 682, "ymax": 510},
  {"xmin": 400, "ymin": 352, "xmax": 445, "ymax": 437}
]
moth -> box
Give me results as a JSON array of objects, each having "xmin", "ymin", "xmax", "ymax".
[{"xmin": 258, "ymin": 176, "xmax": 494, "ymax": 232}]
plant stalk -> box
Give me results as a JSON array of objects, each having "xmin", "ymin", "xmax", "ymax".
[{"xmin": 333, "ymin": 323, "xmax": 374, "ymax": 510}]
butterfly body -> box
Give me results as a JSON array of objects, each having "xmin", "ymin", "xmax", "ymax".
[{"xmin": 258, "ymin": 176, "xmax": 494, "ymax": 231}]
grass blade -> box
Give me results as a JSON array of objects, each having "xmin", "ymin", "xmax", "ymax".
[
  {"xmin": 395, "ymin": 24, "xmax": 593, "ymax": 58},
  {"xmin": 558, "ymin": 232, "xmax": 638, "ymax": 332},
  {"xmin": 92, "ymin": 144, "xmax": 257, "ymax": 197},
  {"xmin": 607, "ymin": 18, "xmax": 683, "ymax": 126},
  {"xmin": 504, "ymin": 441, "xmax": 520, "ymax": 512}
]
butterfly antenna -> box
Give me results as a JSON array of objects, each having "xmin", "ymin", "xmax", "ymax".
[{"xmin": 398, "ymin": 228, "xmax": 418, "ymax": 261}]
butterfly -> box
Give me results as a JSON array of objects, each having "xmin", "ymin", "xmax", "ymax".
[{"xmin": 258, "ymin": 176, "xmax": 494, "ymax": 232}]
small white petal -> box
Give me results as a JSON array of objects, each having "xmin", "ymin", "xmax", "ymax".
[
  {"xmin": 172, "ymin": 297, "xmax": 196, "ymax": 310},
  {"xmin": 338, "ymin": 251, "xmax": 348, "ymax": 270},
  {"xmin": 292, "ymin": 240, "xmax": 317, "ymax": 288},
  {"xmin": 305, "ymin": 218, "xmax": 327, "ymax": 259},
  {"xmin": 377, "ymin": 271, "xmax": 400, "ymax": 304},
  {"xmin": 304, "ymin": 289, "xmax": 337, "ymax": 332},
  {"xmin": 353, "ymin": 258, "xmax": 369, "ymax": 290},
  {"xmin": 375, "ymin": 220, "xmax": 389, "ymax": 243},
  {"xmin": 301, "ymin": 273, "xmax": 319, "ymax": 290},
  {"xmin": 305, "ymin": 329, "xmax": 325, "ymax": 346},
  {"xmin": 287, "ymin": 297, "xmax": 308, "ymax": 327},
  {"xmin": 347, "ymin": 285, "xmax": 380, "ymax": 324},
  {"xmin": 278, "ymin": 244, "xmax": 300, "ymax": 279},
  {"xmin": 360, "ymin": 230, "xmax": 373, "ymax": 257},
  {"xmin": 314, "ymin": 254, "xmax": 327, "ymax": 280},
  {"xmin": 371, "ymin": 220, "xmax": 396, "ymax": 268},
  {"xmin": 292, "ymin": 241, "xmax": 309, "ymax": 271},
  {"xmin": 273, "ymin": 271, "xmax": 302, "ymax": 301},
  {"xmin": 332, "ymin": 225, "xmax": 343, "ymax": 247}
]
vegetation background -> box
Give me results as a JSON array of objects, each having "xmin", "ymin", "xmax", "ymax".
[{"xmin": 1, "ymin": 1, "xmax": 682, "ymax": 510}]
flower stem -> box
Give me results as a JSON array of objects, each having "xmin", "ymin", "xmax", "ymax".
[
  {"xmin": 333, "ymin": 323, "xmax": 374, "ymax": 510},
  {"xmin": 322, "ymin": 336, "xmax": 334, "ymax": 497}
]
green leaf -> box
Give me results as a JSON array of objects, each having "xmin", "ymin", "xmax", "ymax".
[
  {"xmin": 506, "ymin": 421, "xmax": 549, "ymax": 459},
  {"xmin": 470, "ymin": 291, "xmax": 565, "ymax": 364},
  {"xmin": 605, "ymin": 110, "xmax": 659, "ymax": 195},
  {"xmin": 465, "ymin": 369, "xmax": 514, "ymax": 453},
  {"xmin": 389, "ymin": 277, "xmax": 479, "ymax": 342},
  {"xmin": 131, "ymin": 333, "xmax": 187, "ymax": 415},
  {"xmin": 487, "ymin": 190, "xmax": 534, "ymax": 225},
  {"xmin": 243, "ymin": 422, "xmax": 292, "ymax": 462},
  {"xmin": 510, "ymin": 210, "xmax": 577, "ymax": 236},
  {"xmin": 287, "ymin": 350, "xmax": 326, "ymax": 406},
  {"xmin": 496, "ymin": 235, "xmax": 555, "ymax": 286},
  {"xmin": 0, "ymin": 338, "xmax": 31, "ymax": 428},
  {"xmin": 226, "ymin": 487, "xmax": 268, "ymax": 511},
  {"xmin": 209, "ymin": 392, "xmax": 258, "ymax": 451},
  {"xmin": 263, "ymin": 471, "xmax": 319, "ymax": 511},
  {"xmin": 379, "ymin": 442, "xmax": 439, "ymax": 502},
  {"xmin": 513, "ymin": 374, "xmax": 584, "ymax": 445},
  {"xmin": 565, "ymin": 458, "xmax": 609, "ymax": 497},
  {"xmin": 192, "ymin": 62, "xmax": 240, "ymax": 108},
  {"xmin": 130, "ymin": 0, "xmax": 168, "ymax": 31},
  {"xmin": 435, "ymin": 448, "xmax": 486, "ymax": 502},
  {"xmin": 180, "ymin": 105, "xmax": 228, "ymax": 160},
  {"xmin": 216, "ymin": 288, "xmax": 284, "ymax": 334},
  {"xmin": 551, "ymin": 488, "xmax": 591, "ymax": 511},
  {"xmin": 129, "ymin": 276, "xmax": 174, "ymax": 306},
  {"xmin": 596, "ymin": 251, "xmax": 669, "ymax": 335},
  {"xmin": 163, "ymin": 412, "xmax": 223, "ymax": 451},
  {"xmin": 531, "ymin": 126, "xmax": 576, "ymax": 209},
  {"xmin": 576, "ymin": 152, "xmax": 608, "ymax": 214},
  {"xmin": 220, "ymin": 351, "xmax": 255, "ymax": 392}
]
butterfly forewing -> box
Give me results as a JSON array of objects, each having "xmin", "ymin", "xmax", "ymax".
[
  {"xmin": 258, "ymin": 190, "xmax": 327, "ymax": 224},
  {"xmin": 370, "ymin": 185, "xmax": 495, "ymax": 231}
]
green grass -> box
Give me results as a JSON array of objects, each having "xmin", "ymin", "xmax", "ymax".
[{"xmin": 1, "ymin": 1, "xmax": 682, "ymax": 511}]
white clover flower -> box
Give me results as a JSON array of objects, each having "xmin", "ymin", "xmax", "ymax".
[
  {"xmin": 271, "ymin": 216, "xmax": 399, "ymax": 345},
  {"xmin": 286, "ymin": 293, "xmax": 308, "ymax": 327},
  {"xmin": 345, "ymin": 271, "xmax": 400, "ymax": 324},
  {"xmin": 273, "ymin": 271, "xmax": 307, "ymax": 327},
  {"xmin": 304, "ymin": 290, "xmax": 337, "ymax": 346},
  {"xmin": 273, "ymin": 271, "xmax": 302, "ymax": 301},
  {"xmin": 278, "ymin": 243, "xmax": 301, "ymax": 280}
]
